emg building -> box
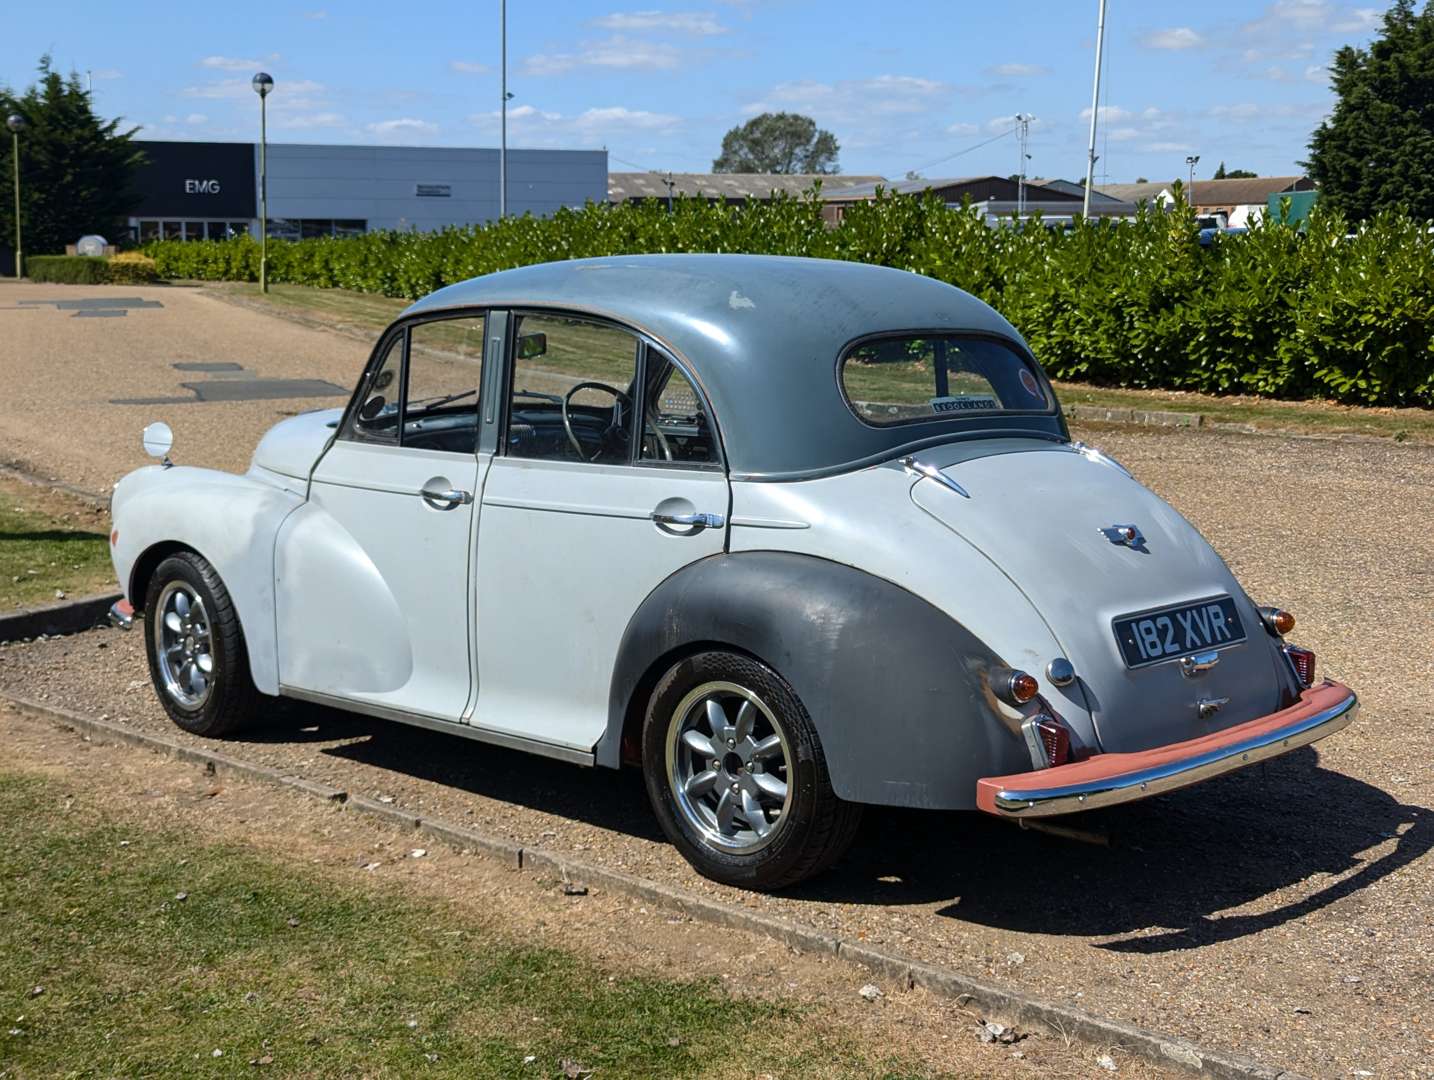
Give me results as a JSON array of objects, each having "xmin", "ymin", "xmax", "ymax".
[{"xmin": 127, "ymin": 141, "xmax": 608, "ymax": 243}]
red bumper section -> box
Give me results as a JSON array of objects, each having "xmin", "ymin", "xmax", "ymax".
[{"xmin": 976, "ymin": 681, "xmax": 1358, "ymax": 818}]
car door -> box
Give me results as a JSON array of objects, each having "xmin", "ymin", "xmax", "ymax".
[
  {"xmin": 274, "ymin": 311, "xmax": 495, "ymax": 720},
  {"xmin": 472, "ymin": 310, "xmax": 728, "ymax": 751}
]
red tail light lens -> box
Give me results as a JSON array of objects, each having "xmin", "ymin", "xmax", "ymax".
[
  {"xmin": 1036, "ymin": 715, "xmax": 1072, "ymax": 767},
  {"xmin": 1284, "ymin": 645, "xmax": 1316, "ymax": 688}
]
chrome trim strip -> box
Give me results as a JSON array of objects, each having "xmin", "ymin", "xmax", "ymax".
[
  {"xmin": 991, "ymin": 688, "xmax": 1358, "ymax": 817},
  {"xmin": 278, "ymin": 685, "xmax": 596, "ymax": 767},
  {"xmin": 900, "ymin": 455, "xmax": 971, "ymax": 499}
]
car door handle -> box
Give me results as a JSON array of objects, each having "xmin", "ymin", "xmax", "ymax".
[
  {"xmin": 420, "ymin": 478, "xmax": 473, "ymax": 510},
  {"xmin": 651, "ymin": 510, "xmax": 725, "ymax": 530}
]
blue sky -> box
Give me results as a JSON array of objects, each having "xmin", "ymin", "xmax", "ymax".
[{"xmin": 3, "ymin": 0, "xmax": 1388, "ymax": 183}]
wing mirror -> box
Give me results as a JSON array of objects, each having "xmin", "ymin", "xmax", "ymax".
[
  {"xmin": 141, "ymin": 421, "xmax": 174, "ymax": 467},
  {"xmin": 518, "ymin": 332, "xmax": 547, "ymax": 359}
]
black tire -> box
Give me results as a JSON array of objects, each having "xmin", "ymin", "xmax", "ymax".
[
  {"xmin": 642, "ymin": 650, "xmax": 863, "ymax": 891},
  {"xmin": 143, "ymin": 551, "xmax": 258, "ymax": 737}
]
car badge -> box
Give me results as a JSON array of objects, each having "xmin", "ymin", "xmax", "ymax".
[{"xmin": 1100, "ymin": 524, "xmax": 1145, "ymax": 548}]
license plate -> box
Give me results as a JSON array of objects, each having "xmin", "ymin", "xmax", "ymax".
[{"xmin": 1113, "ymin": 595, "xmax": 1246, "ymax": 669}]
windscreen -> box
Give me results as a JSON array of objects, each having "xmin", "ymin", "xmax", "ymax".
[{"xmin": 840, "ymin": 334, "xmax": 1052, "ymax": 426}]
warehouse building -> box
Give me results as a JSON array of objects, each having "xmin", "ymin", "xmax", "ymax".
[{"xmin": 126, "ymin": 141, "xmax": 608, "ymax": 243}]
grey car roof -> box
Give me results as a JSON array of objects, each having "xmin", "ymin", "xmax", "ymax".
[{"xmin": 402, "ymin": 255, "xmax": 1065, "ymax": 480}]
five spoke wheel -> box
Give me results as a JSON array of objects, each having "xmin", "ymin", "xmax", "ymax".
[
  {"xmin": 666, "ymin": 681, "xmax": 792, "ymax": 852},
  {"xmin": 154, "ymin": 581, "xmax": 215, "ymax": 709}
]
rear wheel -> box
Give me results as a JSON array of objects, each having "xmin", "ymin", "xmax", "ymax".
[
  {"xmin": 642, "ymin": 650, "xmax": 862, "ymax": 890},
  {"xmin": 143, "ymin": 551, "xmax": 258, "ymax": 737}
]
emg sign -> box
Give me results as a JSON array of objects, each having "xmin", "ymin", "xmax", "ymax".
[{"xmin": 184, "ymin": 179, "xmax": 222, "ymax": 194}]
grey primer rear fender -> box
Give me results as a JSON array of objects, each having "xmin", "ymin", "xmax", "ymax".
[{"xmin": 599, "ymin": 551, "xmax": 1033, "ymax": 810}]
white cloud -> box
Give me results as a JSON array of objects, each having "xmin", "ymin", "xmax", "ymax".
[
  {"xmin": 275, "ymin": 111, "xmax": 345, "ymax": 130},
  {"xmin": 1080, "ymin": 104, "xmax": 1134, "ymax": 123},
  {"xmin": 182, "ymin": 77, "xmax": 325, "ymax": 101},
  {"xmin": 364, "ymin": 117, "xmax": 439, "ymax": 138},
  {"xmin": 1147, "ymin": 141, "xmax": 1196, "ymax": 153},
  {"xmin": 450, "ymin": 60, "xmax": 490, "ymax": 74},
  {"xmin": 1211, "ymin": 103, "xmax": 1262, "ymax": 122},
  {"xmin": 524, "ymin": 35, "xmax": 683, "ymax": 74},
  {"xmin": 982, "ymin": 63, "xmax": 1051, "ymax": 78},
  {"xmin": 945, "ymin": 121, "xmax": 979, "ymax": 136},
  {"xmin": 590, "ymin": 10, "xmax": 727, "ymax": 34},
  {"xmin": 199, "ymin": 54, "xmax": 279, "ymax": 72},
  {"xmin": 743, "ymin": 74, "xmax": 948, "ymax": 122},
  {"xmin": 1332, "ymin": 7, "xmax": 1380, "ymax": 32},
  {"xmin": 1106, "ymin": 127, "xmax": 1144, "ymax": 143},
  {"xmin": 90, "ymin": 68, "xmax": 124, "ymax": 81},
  {"xmin": 184, "ymin": 113, "xmax": 208, "ymax": 125},
  {"xmin": 1140, "ymin": 27, "xmax": 1206, "ymax": 50},
  {"xmin": 304, "ymin": 9, "xmax": 328, "ymax": 18},
  {"xmin": 471, "ymin": 103, "xmax": 680, "ymax": 145}
]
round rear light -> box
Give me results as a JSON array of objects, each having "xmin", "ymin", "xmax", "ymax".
[{"xmin": 1009, "ymin": 671, "xmax": 1039, "ymax": 704}]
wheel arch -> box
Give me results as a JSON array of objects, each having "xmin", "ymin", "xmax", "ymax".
[
  {"xmin": 129, "ymin": 540, "xmax": 200, "ymax": 613},
  {"xmin": 597, "ymin": 551, "xmax": 1033, "ymax": 809}
]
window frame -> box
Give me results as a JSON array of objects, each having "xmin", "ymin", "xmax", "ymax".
[
  {"xmin": 499, "ymin": 307, "xmax": 726, "ymax": 472},
  {"xmin": 835, "ymin": 328, "xmax": 1059, "ymax": 432},
  {"xmin": 336, "ymin": 308, "xmax": 491, "ymax": 456}
]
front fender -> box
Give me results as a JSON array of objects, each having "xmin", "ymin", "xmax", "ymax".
[
  {"xmin": 601, "ymin": 552, "xmax": 1035, "ymax": 810},
  {"xmin": 111, "ymin": 465, "xmax": 304, "ymax": 695}
]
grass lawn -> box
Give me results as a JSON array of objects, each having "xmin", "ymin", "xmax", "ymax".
[
  {"xmin": 208, "ymin": 281, "xmax": 1434, "ymax": 445},
  {"xmin": 0, "ymin": 770, "xmax": 922, "ymax": 1079},
  {"xmin": 0, "ymin": 475, "xmax": 114, "ymax": 610}
]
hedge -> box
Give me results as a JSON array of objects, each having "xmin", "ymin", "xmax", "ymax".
[
  {"xmin": 144, "ymin": 193, "xmax": 1434, "ymax": 407},
  {"xmin": 26, "ymin": 254, "xmax": 111, "ymax": 284}
]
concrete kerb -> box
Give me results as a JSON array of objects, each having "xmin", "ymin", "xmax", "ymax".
[
  {"xmin": 1, "ymin": 690, "xmax": 1308, "ymax": 1080},
  {"xmin": 0, "ymin": 592, "xmax": 123, "ymax": 644}
]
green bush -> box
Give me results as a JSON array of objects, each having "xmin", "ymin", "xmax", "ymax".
[
  {"xmin": 106, "ymin": 251, "xmax": 158, "ymax": 284},
  {"xmin": 143, "ymin": 192, "xmax": 1434, "ymax": 407},
  {"xmin": 26, "ymin": 254, "xmax": 110, "ymax": 284}
]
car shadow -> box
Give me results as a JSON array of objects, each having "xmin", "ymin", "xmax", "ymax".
[
  {"xmin": 794, "ymin": 747, "xmax": 1432, "ymax": 953},
  {"xmin": 239, "ymin": 704, "xmax": 1428, "ymax": 952},
  {"xmin": 248, "ymin": 699, "xmax": 665, "ymax": 843}
]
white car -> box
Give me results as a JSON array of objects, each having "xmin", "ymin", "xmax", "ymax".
[{"xmin": 108, "ymin": 255, "xmax": 1357, "ymax": 890}]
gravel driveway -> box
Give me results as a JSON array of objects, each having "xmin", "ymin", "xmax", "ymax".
[{"xmin": 1, "ymin": 282, "xmax": 1431, "ymax": 1077}]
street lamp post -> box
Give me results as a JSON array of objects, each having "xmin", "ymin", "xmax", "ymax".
[
  {"xmin": 1185, "ymin": 154, "xmax": 1201, "ymax": 212},
  {"xmin": 1082, "ymin": 0, "xmax": 1108, "ymax": 218},
  {"xmin": 252, "ymin": 73, "xmax": 274, "ymax": 294},
  {"xmin": 500, "ymin": 0, "xmax": 509, "ymax": 219},
  {"xmin": 7, "ymin": 114, "xmax": 25, "ymax": 281}
]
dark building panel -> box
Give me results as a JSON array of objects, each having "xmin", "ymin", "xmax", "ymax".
[{"xmin": 130, "ymin": 141, "xmax": 256, "ymax": 219}]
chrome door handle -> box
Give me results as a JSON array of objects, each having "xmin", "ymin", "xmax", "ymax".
[
  {"xmin": 651, "ymin": 510, "xmax": 725, "ymax": 530},
  {"xmin": 420, "ymin": 480, "xmax": 473, "ymax": 510}
]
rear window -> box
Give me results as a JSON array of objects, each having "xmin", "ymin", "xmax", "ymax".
[{"xmin": 839, "ymin": 334, "xmax": 1052, "ymax": 426}]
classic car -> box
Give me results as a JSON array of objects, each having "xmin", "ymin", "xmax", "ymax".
[{"xmin": 107, "ymin": 255, "xmax": 1358, "ymax": 890}]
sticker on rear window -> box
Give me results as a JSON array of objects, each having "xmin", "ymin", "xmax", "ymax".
[
  {"xmin": 931, "ymin": 394, "xmax": 998, "ymax": 413},
  {"xmin": 1019, "ymin": 368, "xmax": 1043, "ymax": 400}
]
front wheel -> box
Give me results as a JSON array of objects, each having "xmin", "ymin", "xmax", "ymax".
[
  {"xmin": 143, "ymin": 551, "xmax": 258, "ymax": 737},
  {"xmin": 642, "ymin": 650, "xmax": 862, "ymax": 891}
]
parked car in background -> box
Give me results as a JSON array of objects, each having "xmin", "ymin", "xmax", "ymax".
[{"xmin": 107, "ymin": 255, "xmax": 1357, "ymax": 889}]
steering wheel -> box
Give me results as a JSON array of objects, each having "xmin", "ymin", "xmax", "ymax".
[{"xmin": 563, "ymin": 382, "xmax": 632, "ymax": 462}]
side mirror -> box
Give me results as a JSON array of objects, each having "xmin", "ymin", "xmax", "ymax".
[
  {"xmin": 518, "ymin": 332, "xmax": 548, "ymax": 360},
  {"xmin": 141, "ymin": 421, "xmax": 174, "ymax": 463}
]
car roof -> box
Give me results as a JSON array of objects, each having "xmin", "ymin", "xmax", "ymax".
[{"xmin": 402, "ymin": 254, "xmax": 1064, "ymax": 480}]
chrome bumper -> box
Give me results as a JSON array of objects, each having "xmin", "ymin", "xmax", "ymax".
[
  {"xmin": 108, "ymin": 599, "xmax": 135, "ymax": 631},
  {"xmin": 977, "ymin": 681, "xmax": 1358, "ymax": 818}
]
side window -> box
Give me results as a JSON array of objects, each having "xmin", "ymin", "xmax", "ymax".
[
  {"xmin": 640, "ymin": 356, "xmax": 719, "ymax": 467},
  {"xmin": 351, "ymin": 333, "xmax": 403, "ymax": 444},
  {"xmin": 405, "ymin": 315, "xmax": 485, "ymax": 454},
  {"xmin": 505, "ymin": 313, "xmax": 639, "ymax": 465}
]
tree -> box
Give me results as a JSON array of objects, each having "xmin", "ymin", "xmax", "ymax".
[
  {"xmin": 1306, "ymin": 0, "xmax": 1434, "ymax": 220},
  {"xmin": 1212, "ymin": 162, "xmax": 1258, "ymax": 179},
  {"xmin": 0, "ymin": 56, "xmax": 146, "ymax": 262},
  {"xmin": 712, "ymin": 112, "xmax": 839, "ymax": 174}
]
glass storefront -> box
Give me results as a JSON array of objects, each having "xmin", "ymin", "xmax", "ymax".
[{"xmin": 132, "ymin": 220, "xmax": 252, "ymax": 242}]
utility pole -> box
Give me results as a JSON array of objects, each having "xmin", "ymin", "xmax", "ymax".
[
  {"xmin": 1015, "ymin": 114, "xmax": 1032, "ymax": 219},
  {"xmin": 252, "ymin": 73, "xmax": 273, "ymax": 293},
  {"xmin": 1082, "ymin": 0, "xmax": 1108, "ymax": 218},
  {"xmin": 7, "ymin": 115, "xmax": 25, "ymax": 280},
  {"xmin": 500, "ymin": 0, "xmax": 508, "ymax": 219},
  {"xmin": 1186, "ymin": 154, "xmax": 1201, "ymax": 210}
]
